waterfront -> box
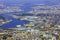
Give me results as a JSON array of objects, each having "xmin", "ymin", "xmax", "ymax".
[{"xmin": 0, "ymin": 2, "xmax": 60, "ymax": 40}]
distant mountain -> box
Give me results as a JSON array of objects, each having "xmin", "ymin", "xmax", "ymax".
[{"xmin": 0, "ymin": 0, "xmax": 60, "ymax": 5}]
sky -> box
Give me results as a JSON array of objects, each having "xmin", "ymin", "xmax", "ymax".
[{"xmin": 0, "ymin": 0, "xmax": 60, "ymax": 5}]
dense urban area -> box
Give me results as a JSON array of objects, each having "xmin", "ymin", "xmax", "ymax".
[{"xmin": 0, "ymin": 4, "xmax": 60, "ymax": 40}]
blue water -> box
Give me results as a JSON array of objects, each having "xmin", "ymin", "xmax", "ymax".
[
  {"xmin": 0, "ymin": 0, "xmax": 60, "ymax": 29},
  {"xmin": 0, "ymin": 14, "xmax": 30, "ymax": 29}
]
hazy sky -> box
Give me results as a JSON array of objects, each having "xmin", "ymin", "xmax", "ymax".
[{"xmin": 0, "ymin": 0, "xmax": 60, "ymax": 5}]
